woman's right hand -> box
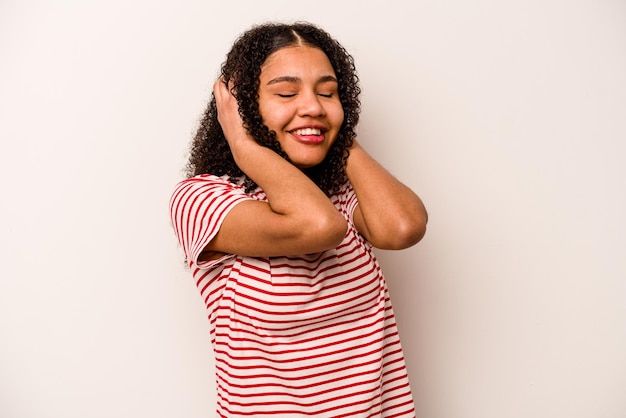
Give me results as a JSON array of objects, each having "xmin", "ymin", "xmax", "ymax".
[{"xmin": 213, "ymin": 78, "xmax": 254, "ymax": 150}]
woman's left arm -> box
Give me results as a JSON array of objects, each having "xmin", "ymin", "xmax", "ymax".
[{"xmin": 346, "ymin": 139, "xmax": 428, "ymax": 249}]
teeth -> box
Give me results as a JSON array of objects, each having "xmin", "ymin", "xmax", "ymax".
[{"xmin": 293, "ymin": 128, "xmax": 321, "ymax": 136}]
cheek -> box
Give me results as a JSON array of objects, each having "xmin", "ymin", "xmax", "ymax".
[
  {"xmin": 332, "ymin": 105, "xmax": 345, "ymax": 127},
  {"xmin": 259, "ymin": 102, "xmax": 289, "ymax": 130}
]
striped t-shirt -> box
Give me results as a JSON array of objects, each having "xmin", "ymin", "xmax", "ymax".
[{"xmin": 169, "ymin": 174, "xmax": 416, "ymax": 418}]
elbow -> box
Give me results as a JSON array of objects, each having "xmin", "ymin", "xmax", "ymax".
[
  {"xmin": 406, "ymin": 218, "xmax": 428, "ymax": 247},
  {"xmin": 377, "ymin": 216, "xmax": 427, "ymax": 250},
  {"xmin": 399, "ymin": 207, "xmax": 429, "ymax": 248},
  {"xmin": 394, "ymin": 218, "xmax": 428, "ymax": 249},
  {"xmin": 324, "ymin": 212, "xmax": 350, "ymax": 248},
  {"xmin": 308, "ymin": 211, "xmax": 348, "ymax": 251}
]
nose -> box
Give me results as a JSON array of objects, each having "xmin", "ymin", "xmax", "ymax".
[{"xmin": 297, "ymin": 90, "xmax": 326, "ymax": 117}]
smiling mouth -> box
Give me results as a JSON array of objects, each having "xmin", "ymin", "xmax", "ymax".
[
  {"xmin": 289, "ymin": 127, "xmax": 326, "ymax": 144},
  {"xmin": 291, "ymin": 128, "xmax": 323, "ymax": 136}
]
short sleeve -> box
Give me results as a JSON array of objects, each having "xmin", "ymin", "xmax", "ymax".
[
  {"xmin": 169, "ymin": 175, "xmax": 253, "ymax": 269},
  {"xmin": 335, "ymin": 181, "xmax": 360, "ymax": 225}
]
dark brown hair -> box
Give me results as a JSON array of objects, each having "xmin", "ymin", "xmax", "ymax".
[{"xmin": 185, "ymin": 21, "xmax": 361, "ymax": 195}]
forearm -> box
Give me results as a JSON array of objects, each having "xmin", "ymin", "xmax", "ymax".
[
  {"xmin": 346, "ymin": 141, "xmax": 428, "ymax": 249},
  {"xmin": 208, "ymin": 138, "xmax": 348, "ymax": 255},
  {"xmin": 231, "ymin": 140, "xmax": 337, "ymax": 217}
]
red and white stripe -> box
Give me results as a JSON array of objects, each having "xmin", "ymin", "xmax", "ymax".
[{"xmin": 170, "ymin": 174, "xmax": 416, "ymax": 418}]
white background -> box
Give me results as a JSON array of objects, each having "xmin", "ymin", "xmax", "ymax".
[{"xmin": 1, "ymin": 1, "xmax": 625, "ymax": 417}]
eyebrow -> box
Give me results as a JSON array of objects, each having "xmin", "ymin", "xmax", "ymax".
[{"xmin": 266, "ymin": 75, "xmax": 338, "ymax": 85}]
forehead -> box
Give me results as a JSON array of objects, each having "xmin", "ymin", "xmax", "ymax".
[{"xmin": 260, "ymin": 45, "xmax": 336, "ymax": 79}]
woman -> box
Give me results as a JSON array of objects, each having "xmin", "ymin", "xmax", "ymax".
[{"xmin": 170, "ymin": 21, "xmax": 428, "ymax": 418}]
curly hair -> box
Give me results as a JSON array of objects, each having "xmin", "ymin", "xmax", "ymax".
[{"xmin": 185, "ymin": 21, "xmax": 361, "ymax": 196}]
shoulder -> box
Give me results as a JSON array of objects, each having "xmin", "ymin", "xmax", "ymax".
[
  {"xmin": 169, "ymin": 174, "xmax": 255, "ymax": 218},
  {"xmin": 330, "ymin": 180, "xmax": 358, "ymax": 219},
  {"xmin": 332, "ymin": 180, "xmax": 356, "ymax": 203},
  {"xmin": 171, "ymin": 174, "xmax": 246, "ymax": 198},
  {"xmin": 174, "ymin": 174, "xmax": 240, "ymax": 189}
]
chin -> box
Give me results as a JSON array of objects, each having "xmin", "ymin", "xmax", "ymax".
[
  {"xmin": 288, "ymin": 154, "xmax": 327, "ymax": 170},
  {"xmin": 293, "ymin": 157, "xmax": 327, "ymax": 169},
  {"xmin": 293, "ymin": 162, "xmax": 318, "ymax": 170}
]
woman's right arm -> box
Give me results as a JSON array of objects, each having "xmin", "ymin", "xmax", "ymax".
[{"xmin": 202, "ymin": 80, "xmax": 347, "ymax": 258}]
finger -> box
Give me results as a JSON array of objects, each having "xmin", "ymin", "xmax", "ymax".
[{"xmin": 213, "ymin": 79, "xmax": 226, "ymax": 100}]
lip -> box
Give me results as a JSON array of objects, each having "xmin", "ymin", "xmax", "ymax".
[
  {"xmin": 290, "ymin": 132, "xmax": 325, "ymax": 144},
  {"xmin": 288, "ymin": 125, "xmax": 327, "ymax": 144}
]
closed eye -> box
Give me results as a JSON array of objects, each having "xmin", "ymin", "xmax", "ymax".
[
  {"xmin": 276, "ymin": 93, "xmax": 297, "ymax": 98},
  {"xmin": 318, "ymin": 93, "xmax": 334, "ymax": 98}
]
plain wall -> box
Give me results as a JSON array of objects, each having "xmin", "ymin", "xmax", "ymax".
[{"xmin": 1, "ymin": 1, "xmax": 625, "ymax": 417}]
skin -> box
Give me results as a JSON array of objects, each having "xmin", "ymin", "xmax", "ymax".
[
  {"xmin": 258, "ymin": 46, "xmax": 344, "ymax": 169},
  {"xmin": 201, "ymin": 44, "xmax": 427, "ymax": 259}
]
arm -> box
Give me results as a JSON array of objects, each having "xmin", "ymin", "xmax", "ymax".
[
  {"xmin": 202, "ymin": 80, "xmax": 347, "ymax": 258},
  {"xmin": 346, "ymin": 139, "xmax": 428, "ymax": 250}
]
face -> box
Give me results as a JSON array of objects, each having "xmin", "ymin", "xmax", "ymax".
[{"xmin": 258, "ymin": 45, "xmax": 344, "ymax": 169}]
